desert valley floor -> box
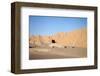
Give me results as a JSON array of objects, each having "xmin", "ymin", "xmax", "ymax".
[{"xmin": 29, "ymin": 47, "xmax": 87, "ymax": 59}]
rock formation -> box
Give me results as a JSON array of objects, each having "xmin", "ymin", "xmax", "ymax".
[{"xmin": 29, "ymin": 28, "xmax": 87, "ymax": 48}]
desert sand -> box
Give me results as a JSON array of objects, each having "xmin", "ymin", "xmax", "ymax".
[
  {"xmin": 29, "ymin": 47, "xmax": 87, "ymax": 59},
  {"xmin": 29, "ymin": 28, "xmax": 87, "ymax": 48},
  {"xmin": 29, "ymin": 28, "xmax": 87, "ymax": 59}
]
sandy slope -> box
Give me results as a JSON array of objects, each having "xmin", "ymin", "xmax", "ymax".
[{"xmin": 29, "ymin": 28, "xmax": 87, "ymax": 48}]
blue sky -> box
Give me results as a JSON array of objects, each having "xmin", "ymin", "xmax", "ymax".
[{"xmin": 29, "ymin": 16, "xmax": 87, "ymax": 36}]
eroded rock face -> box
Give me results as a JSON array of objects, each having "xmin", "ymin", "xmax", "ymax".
[{"xmin": 29, "ymin": 28, "xmax": 87, "ymax": 48}]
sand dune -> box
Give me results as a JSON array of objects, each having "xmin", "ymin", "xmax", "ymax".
[{"xmin": 29, "ymin": 28, "xmax": 87, "ymax": 48}]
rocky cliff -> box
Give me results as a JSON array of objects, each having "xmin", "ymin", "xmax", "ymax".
[{"xmin": 29, "ymin": 28, "xmax": 87, "ymax": 48}]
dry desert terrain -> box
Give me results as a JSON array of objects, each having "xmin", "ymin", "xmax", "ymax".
[{"xmin": 29, "ymin": 28, "xmax": 87, "ymax": 59}]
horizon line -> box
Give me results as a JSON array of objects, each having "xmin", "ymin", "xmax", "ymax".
[{"xmin": 29, "ymin": 27, "xmax": 87, "ymax": 37}]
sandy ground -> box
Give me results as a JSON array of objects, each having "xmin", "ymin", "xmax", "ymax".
[{"xmin": 29, "ymin": 47, "xmax": 87, "ymax": 60}]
